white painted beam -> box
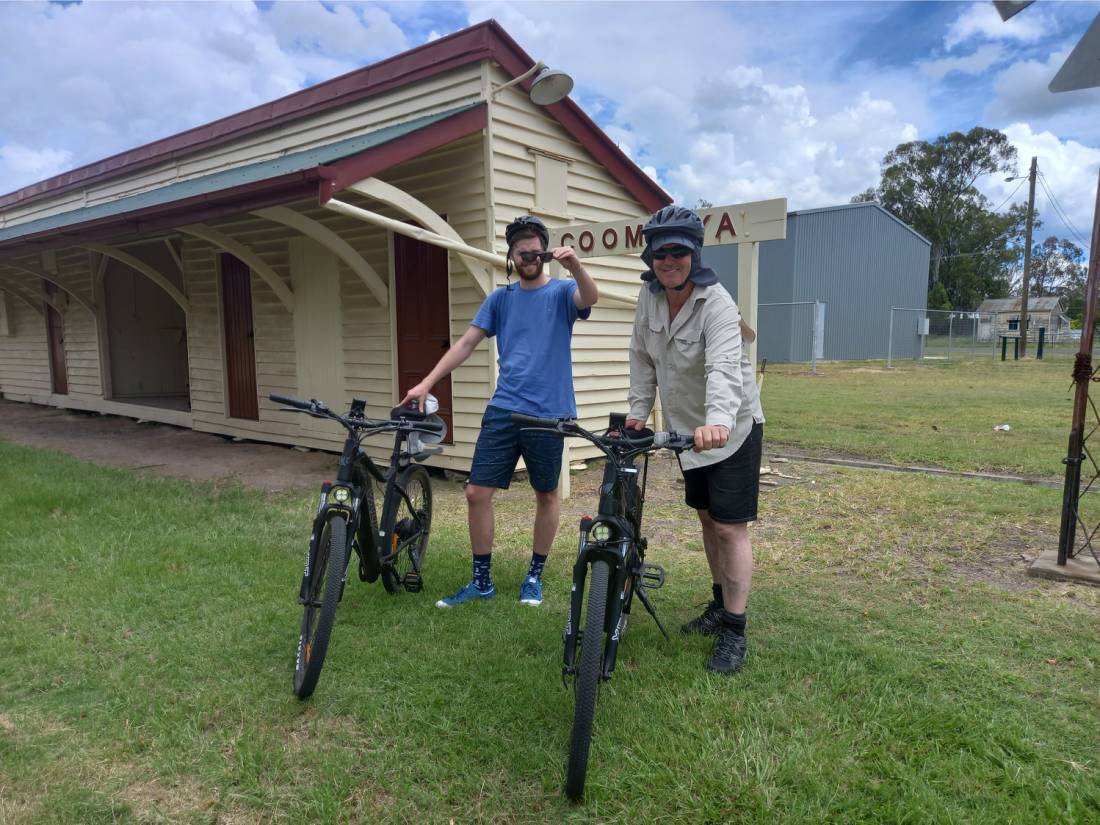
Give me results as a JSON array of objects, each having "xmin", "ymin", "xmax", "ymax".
[
  {"xmin": 0, "ymin": 284, "xmax": 44, "ymax": 318},
  {"xmin": 252, "ymin": 206, "xmax": 389, "ymax": 308},
  {"xmin": 177, "ymin": 223, "xmax": 295, "ymax": 314},
  {"xmin": 82, "ymin": 243, "xmax": 191, "ymax": 318},
  {"xmin": 0, "ymin": 262, "xmax": 96, "ymax": 315},
  {"xmin": 348, "ymin": 178, "xmax": 495, "ymax": 298}
]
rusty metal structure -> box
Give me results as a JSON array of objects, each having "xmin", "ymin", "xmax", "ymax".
[{"xmin": 1057, "ymin": 171, "xmax": 1100, "ymax": 568}]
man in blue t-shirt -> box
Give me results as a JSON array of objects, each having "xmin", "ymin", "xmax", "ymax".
[{"xmin": 401, "ymin": 215, "xmax": 597, "ymax": 608}]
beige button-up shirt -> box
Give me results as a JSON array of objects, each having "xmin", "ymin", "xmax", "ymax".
[{"xmin": 628, "ymin": 282, "xmax": 764, "ymax": 471}]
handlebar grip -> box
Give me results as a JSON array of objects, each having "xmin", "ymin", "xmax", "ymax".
[
  {"xmin": 270, "ymin": 393, "xmax": 311, "ymax": 410},
  {"xmin": 510, "ymin": 413, "xmax": 566, "ymax": 429},
  {"xmin": 418, "ymin": 420, "xmax": 445, "ymax": 434},
  {"xmin": 653, "ymin": 431, "xmax": 695, "ymax": 450}
]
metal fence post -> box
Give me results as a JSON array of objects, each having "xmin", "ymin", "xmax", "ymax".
[
  {"xmin": 948, "ymin": 314, "xmax": 953, "ymax": 361},
  {"xmin": 810, "ymin": 303, "xmax": 818, "ymax": 374},
  {"xmin": 887, "ymin": 307, "xmax": 894, "ymax": 369}
]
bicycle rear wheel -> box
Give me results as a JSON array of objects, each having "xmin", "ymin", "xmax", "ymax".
[
  {"xmin": 565, "ymin": 558, "xmax": 610, "ymax": 801},
  {"xmin": 379, "ymin": 465, "xmax": 433, "ymax": 594},
  {"xmin": 293, "ymin": 514, "xmax": 348, "ymax": 699}
]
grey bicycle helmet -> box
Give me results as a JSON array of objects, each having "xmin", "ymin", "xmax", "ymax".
[
  {"xmin": 505, "ymin": 215, "xmax": 550, "ymax": 250},
  {"xmin": 642, "ymin": 205, "xmax": 705, "ymax": 250}
]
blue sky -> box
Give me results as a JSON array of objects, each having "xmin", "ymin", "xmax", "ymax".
[{"xmin": 1, "ymin": 1, "xmax": 1098, "ymax": 250}]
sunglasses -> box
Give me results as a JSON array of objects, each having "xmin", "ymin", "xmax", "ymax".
[
  {"xmin": 652, "ymin": 246, "xmax": 693, "ymax": 261},
  {"xmin": 518, "ymin": 250, "xmax": 555, "ymax": 263}
]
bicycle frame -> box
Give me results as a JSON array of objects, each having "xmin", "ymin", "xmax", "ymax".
[
  {"xmin": 284, "ymin": 396, "xmax": 442, "ymax": 606},
  {"xmin": 564, "ymin": 445, "xmax": 651, "ymax": 683}
]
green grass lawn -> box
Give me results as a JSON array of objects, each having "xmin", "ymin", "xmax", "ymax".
[
  {"xmin": 761, "ymin": 357, "xmax": 1080, "ymax": 477},
  {"xmin": 2, "ymin": 439, "xmax": 1098, "ymax": 824}
]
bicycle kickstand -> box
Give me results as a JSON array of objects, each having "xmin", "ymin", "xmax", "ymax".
[{"xmin": 635, "ymin": 585, "xmax": 670, "ymax": 641}]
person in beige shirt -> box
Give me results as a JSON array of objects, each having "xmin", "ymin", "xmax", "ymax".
[{"xmin": 625, "ymin": 205, "xmax": 764, "ymax": 675}]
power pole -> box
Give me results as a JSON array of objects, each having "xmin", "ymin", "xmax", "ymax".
[{"xmin": 1019, "ymin": 155, "xmax": 1038, "ymax": 357}]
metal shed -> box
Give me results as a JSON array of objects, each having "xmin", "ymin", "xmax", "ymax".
[{"xmin": 703, "ymin": 202, "xmax": 930, "ymax": 361}]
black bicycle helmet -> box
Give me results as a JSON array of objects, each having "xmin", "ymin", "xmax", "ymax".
[
  {"xmin": 505, "ymin": 215, "xmax": 550, "ymax": 250},
  {"xmin": 642, "ymin": 205, "xmax": 705, "ymax": 248}
]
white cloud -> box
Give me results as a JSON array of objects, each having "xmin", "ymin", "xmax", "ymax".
[
  {"xmin": 986, "ymin": 45, "xmax": 1100, "ymax": 125},
  {"xmin": 944, "ymin": 2, "xmax": 1047, "ymax": 50},
  {"xmin": 979, "ymin": 123, "xmax": 1100, "ymax": 245},
  {"xmin": 0, "ymin": 1, "xmax": 406, "ymax": 195},
  {"xmin": 0, "ymin": 144, "xmax": 73, "ymax": 183},
  {"xmin": 918, "ymin": 44, "xmax": 1005, "ymax": 80},
  {"xmin": 463, "ymin": 1, "xmax": 921, "ymax": 211}
]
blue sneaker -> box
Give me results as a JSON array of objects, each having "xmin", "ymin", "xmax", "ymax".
[
  {"xmin": 519, "ymin": 576, "xmax": 543, "ymax": 606},
  {"xmin": 435, "ymin": 581, "xmax": 496, "ymax": 608}
]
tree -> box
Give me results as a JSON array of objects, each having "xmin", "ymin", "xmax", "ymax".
[
  {"xmin": 1028, "ymin": 236, "xmax": 1085, "ymax": 298},
  {"xmin": 858, "ymin": 127, "xmax": 1021, "ymax": 309}
]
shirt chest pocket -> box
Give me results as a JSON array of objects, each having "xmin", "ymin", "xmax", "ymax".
[{"xmin": 648, "ymin": 316, "xmax": 704, "ymax": 370}]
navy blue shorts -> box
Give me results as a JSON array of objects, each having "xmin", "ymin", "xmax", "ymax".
[{"xmin": 468, "ymin": 405, "xmax": 564, "ymax": 492}]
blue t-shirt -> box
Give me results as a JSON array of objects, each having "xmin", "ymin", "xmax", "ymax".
[{"xmin": 472, "ymin": 278, "xmax": 591, "ymax": 418}]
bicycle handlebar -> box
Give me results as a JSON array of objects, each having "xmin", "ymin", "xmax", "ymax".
[
  {"xmin": 269, "ymin": 394, "xmax": 445, "ymax": 437},
  {"xmin": 509, "ymin": 414, "xmax": 694, "ymax": 454},
  {"xmin": 270, "ymin": 392, "xmax": 313, "ymax": 411}
]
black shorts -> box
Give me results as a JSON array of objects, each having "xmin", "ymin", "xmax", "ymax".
[{"xmin": 681, "ymin": 422, "xmax": 763, "ymax": 523}]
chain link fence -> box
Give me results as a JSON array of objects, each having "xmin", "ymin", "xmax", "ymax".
[{"xmin": 887, "ymin": 307, "xmax": 1089, "ymax": 366}]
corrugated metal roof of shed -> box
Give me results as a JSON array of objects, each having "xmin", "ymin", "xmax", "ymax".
[{"xmin": 789, "ymin": 201, "xmax": 931, "ymax": 247}]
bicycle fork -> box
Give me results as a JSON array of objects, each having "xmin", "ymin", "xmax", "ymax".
[{"xmin": 563, "ymin": 524, "xmax": 632, "ymax": 685}]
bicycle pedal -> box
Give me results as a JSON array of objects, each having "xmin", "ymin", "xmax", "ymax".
[
  {"xmin": 640, "ymin": 564, "xmax": 666, "ymax": 588},
  {"xmin": 402, "ymin": 571, "xmax": 423, "ymax": 593}
]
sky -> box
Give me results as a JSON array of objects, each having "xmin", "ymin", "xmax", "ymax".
[{"xmin": 1, "ymin": 0, "xmax": 1098, "ymax": 253}]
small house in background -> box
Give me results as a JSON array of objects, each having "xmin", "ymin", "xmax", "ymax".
[
  {"xmin": 975, "ymin": 296, "xmax": 1072, "ymax": 342},
  {"xmin": 703, "ymin": 202, "xmax": 930, "ymax": 361},
  {"xmin": 0, "ymin": 20, "xmax": 670, "ymax": 472}
]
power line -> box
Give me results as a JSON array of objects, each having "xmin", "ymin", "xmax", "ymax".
[
  {"xmin": 991, "ymin": 177, "xmax": 1026, "ymax": 214},
  {"xmin": 1037, "ymin": 171, "xmax": 1090, "ymax": 248}
]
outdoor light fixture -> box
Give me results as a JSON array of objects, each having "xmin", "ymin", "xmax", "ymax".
[{"xmin": 490, "ymin": 61, "xmax": 574, "ymax": 106}]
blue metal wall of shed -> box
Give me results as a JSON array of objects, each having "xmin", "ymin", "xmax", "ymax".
[
  {"xmin": 702, "ymin": 220, "xmax": 799, "ymax": 363},
  {"xmin": 702, "ymin": 203, "xmax": 929, "ymax": 361},
  {"xmin": 791, "ymin": 205, "xmax": 929, "ymax": 360}
]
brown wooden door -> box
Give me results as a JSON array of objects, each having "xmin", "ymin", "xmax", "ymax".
[
  {"xmin": 394, "ymin": 231, "xmax": 453, "ymax": 441},
  {"xmin": 220, "ymin": 254, "xmax": 259, "ymax": 420},
  {"xmin": 44, "ymin": 282, "xmax": 67, "ymax": 395}
]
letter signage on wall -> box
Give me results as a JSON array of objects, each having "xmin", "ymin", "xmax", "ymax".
[{"xmin": 548, "ymin": 198, "xmax": 787, "ymax": 259}]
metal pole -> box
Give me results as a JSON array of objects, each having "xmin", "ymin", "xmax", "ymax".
[
  {"xmin": 948, "ymin": 313, "xmax": 953, "ymax": 360},
  {"xmin": 887, "ymin": 307, "xmax": 894, "ymax": 368},
  {"xmin": 1057, "ymin": 169, "xmax": 1100, "ymax": 566},
  {"xmin": 811, "ymin": 301, "xmax": 818, "ymax": 374},
  {"xmin": 1020, "ymin": 156, "xmax": 1038, "ymax": 357}
]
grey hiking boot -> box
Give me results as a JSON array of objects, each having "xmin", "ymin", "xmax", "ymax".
[
  {"xmin": 681, "ymin": 600, "xmax": 724, "ymax": 636},
  {"xmin": 707, "ymin": 626, "xmax": 748, "ymax": 675}
]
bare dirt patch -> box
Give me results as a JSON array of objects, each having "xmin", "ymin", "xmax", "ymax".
[{"xmin": 0, "ymin": 399, "xmax": 335, "ymax": 491}]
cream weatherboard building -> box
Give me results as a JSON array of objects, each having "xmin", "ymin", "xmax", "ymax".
[{"xmin": 0, "ymin": 21, "xmax": 672, "ymax": 472}]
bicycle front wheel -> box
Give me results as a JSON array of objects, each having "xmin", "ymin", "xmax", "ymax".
[
  {"xmin": 293, "ymin": 514, "xmax": 349, "ymax": 699},
  {"xmin": 379, "ymin": 465, "xmax": 433, "ymax": 594},
  {"xmin": 565, "ymin": 558, "xmax": 610, "ymax": 801}
]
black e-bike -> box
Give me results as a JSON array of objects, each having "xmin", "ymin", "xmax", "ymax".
[
  {"xmin": 273, "ymin": 393, "xmax": 446, "ymax": 699},
  {"xmin": 512, "ymin": 411, "xmax": 693, "ymax": 800}
]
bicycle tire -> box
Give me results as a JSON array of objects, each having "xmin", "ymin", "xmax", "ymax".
[
  {"xmin": 565, "ymin": 558, "xmax": 610, "ymax": 801},
  {"xmin": 379, "ymin": 465, "xmax": 433, "ymax": 594},
  {"xmin": 293, "ymin": 514, "xmax": 348, "ymax": 699}
]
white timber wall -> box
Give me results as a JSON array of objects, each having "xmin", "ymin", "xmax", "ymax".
[
  {"xmin": 0, "ymin": 248, "xmax": 102, "ymax": 406},
  {"xmin": 488, "ymin": 66, "xmax": 652, "ymax": 460},
  {"xmin": 177, "ymin": 132, "xmax": 490, "ymax": 471}
]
